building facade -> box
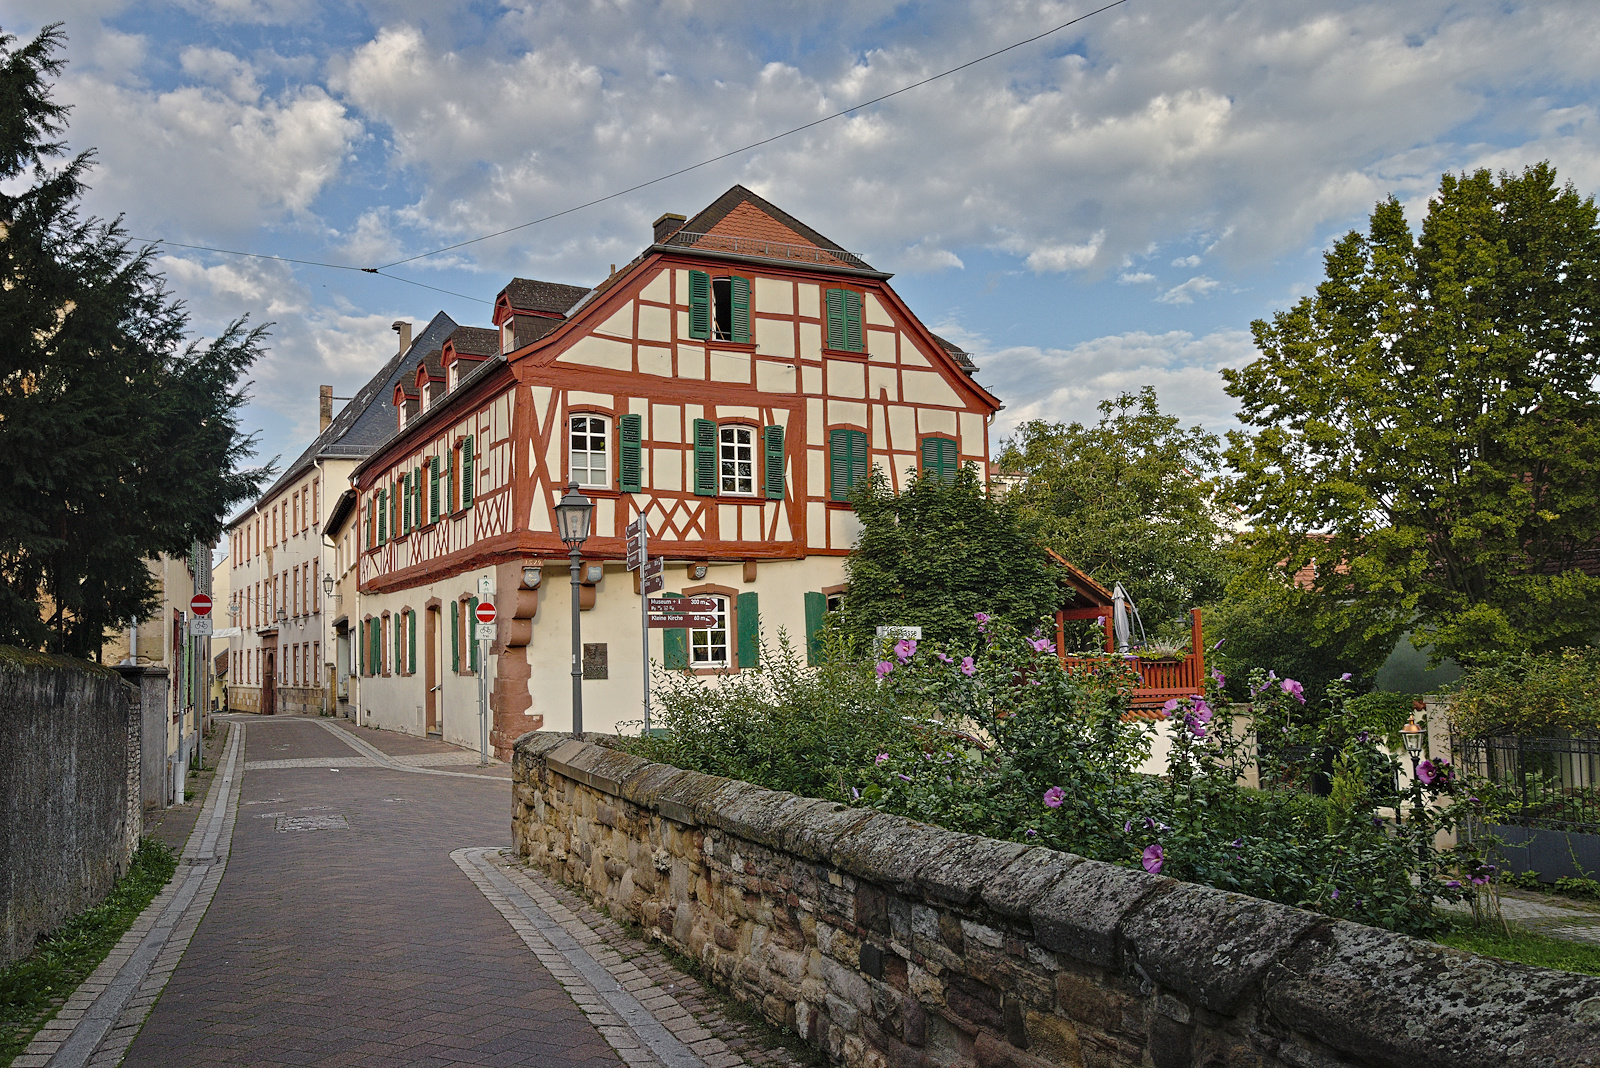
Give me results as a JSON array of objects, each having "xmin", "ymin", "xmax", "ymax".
[
  {"xmin": 348, "ymin": 187, "xmax": 1000, "ymax": 755},
  {"xmin": 223, "ymin": 313, "xmax": 458, "ymax": 714}
]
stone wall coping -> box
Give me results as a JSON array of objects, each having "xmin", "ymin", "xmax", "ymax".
[{"xmin": 513, "ymin": 732, "xmax": 1600, "ymax": 1068}]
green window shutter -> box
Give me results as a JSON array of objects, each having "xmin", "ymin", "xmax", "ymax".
[
  {"xmin": 736, "ymin": 591, "xmax": 760, "ymax": 670},
  {"xmin": 408, "ymin": 611, "xmax": 416, "ymax": 674},
  {"xmin": 443, "ymin": 449, "xmax": 453, "ymax": 513},
  {"xmin": 462, "ymin": 437, "xmax": 475, "ymax": 508},
  {"xmin": 762, "ymin": 425, "xmax": 785, "ymax": 500},
  {"xmin": 829, "ymin": 429, "xmax": 849, "ymax": 501},
  {"xmin": 660, "ymin": 592, "xmax": 688, "ymax": 669},
  {"xmin": 450, "ymin": 600, "xmax": 459, "ymax": 672},
  {"xmin": 825, "ymin": 288, "xmax": 846, "ymax": 350},
  {"xmin": 849, "ymin": 430, "xmax": 868, "ymax": 495},
  {"xmin": 378, "ymin": 489, "xmax": 388, "ymax": 542},
  {"xmin": 393, "ymin": 615, "xmax": 401, "ymax": 673},
  {"xmin": 403, "ymin": 472, "xmax": 413, "ymax": 532},
  {"xmin": 730, "ymin": 276, "xmax": 750, "ymax": 343},
  {"xmin": 804, "ymin": 592, "xmax": 827, "ymax": 667},
  {"xmin": 358, "ymin": 620, "xmax": 366, "ymax": 675},
  {"xmin": 688, "ymin": 270, "xmax": 711, "ymax": 339},
  {"xmin": 413, "ymin": 469, "xmax": 422, "ymax": 529},
  {"xmin": 844, "ymin": 291, "xmax": 862, "ymax": 352},
  {"xmin": 922, "ymin": 436, "xmax": 958, "ymax": 483},
  {"xmin": 468, "ymin": 597, "xmax": 480, "ymax": 672},
  {"xmin": 618, "ymin": 414, "xmax": 643, "ymax": 492},
  {"xmin": 429, "ymin": 458, "xmax": 440, "ymax": 522},
  {"xmin": 692, "ymin": 418, "xmax": 718, "ymax": 497}
]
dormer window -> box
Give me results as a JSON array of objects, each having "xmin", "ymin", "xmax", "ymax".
[
  {"xmin": 501, "ymin": 319, "xmax": 515, "ymax": 354},
  {"xmin": 449, "ymin": 363, "xmax": 460, "ymax": 390}
]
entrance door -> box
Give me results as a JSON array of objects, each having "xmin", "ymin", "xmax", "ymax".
[
  {"xmin": 425, "ymin": 606, "xmax": 441, "ymax": 737},
  {"xmin": 263, "ymin": 645, "xmax": 277, "ymax": 716}
]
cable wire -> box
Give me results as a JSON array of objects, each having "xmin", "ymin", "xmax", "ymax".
[{"xmin": 374, "ymin": 0, "xmax": 1131, "ymax": 269}]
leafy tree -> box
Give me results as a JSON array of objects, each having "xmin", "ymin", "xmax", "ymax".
[
  {"xmin": 1223, "ymin": 163, "xmax": 1600, "ymax": 667},
  {"xmin": 838, "ymin": 465, "xmax": 1061, "ymax": 649},
  {"xmin": 0, "ymin": 25, "xmax": 270, "ymax": 659},
  {"xmin": 997, "ymin": 387, "xmax": 1232, "ymax": 633}
]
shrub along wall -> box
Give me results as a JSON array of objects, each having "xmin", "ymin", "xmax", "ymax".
[
  {"xmin": 0, "ymin": 648, "xmax": 141, "ymax": 966},
  {"xmin": 513, "ymin": 732, "xmax": 1600, "ymax": 1068}
]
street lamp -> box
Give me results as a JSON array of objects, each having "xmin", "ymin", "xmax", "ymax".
[
  {"xmin": 322, "ymin": 573, "xmax": 334, "ymax": 598},
  {"xmin": 1401, "ymin": 716, "xmax": 1426, "ymax": 766},
  {"xmin": 1400, "ymin": 715, "xmax": 1428, "ymax": 861},
  {"xmin": 555, "ymin": 480, "xmax": 593, "ymax": 737}
]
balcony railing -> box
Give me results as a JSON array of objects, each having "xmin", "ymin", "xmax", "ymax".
[
  {"xmin": 1057, "ymin": 607, "xmax": 1207, "ymax": 709},
  {"xmin": 664, "ymin": 230, "xmax": 870, "ymax": 270}
]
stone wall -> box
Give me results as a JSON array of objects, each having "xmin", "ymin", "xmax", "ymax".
[
  {"xmin": 512, "ymin": 733, "xmax": 1600, "ymax": 1068},
  {"xmin": 1, "ymin": 648, "xmax": 140, "ymax": 966}
]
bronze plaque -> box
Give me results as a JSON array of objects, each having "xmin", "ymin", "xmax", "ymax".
[{"xmin": 582, "ymin": 643, "xmax": 608, "ymax": 680}]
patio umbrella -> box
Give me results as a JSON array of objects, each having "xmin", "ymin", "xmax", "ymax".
[{"xmin": 1112, "ymin": 583, "xmax": 1132, "ymax": 653}]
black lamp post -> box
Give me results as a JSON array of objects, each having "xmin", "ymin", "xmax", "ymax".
[
  {"xmin": 1400, "ymin": 715, "xmax": 1428, "ymax": 858},
  {"xmin": 555, "ymin": 480, "xmax": 593, "ymax": 737}
]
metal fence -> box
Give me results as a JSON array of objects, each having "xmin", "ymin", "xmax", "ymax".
[{"xmin": 1454, "ymin": 733, "xmax": 1600, "ymax": 834}]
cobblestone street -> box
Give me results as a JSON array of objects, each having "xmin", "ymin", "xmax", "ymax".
[{"xmin": 21, "ymin": 716, "xmax": 807, "ymax": 1068}]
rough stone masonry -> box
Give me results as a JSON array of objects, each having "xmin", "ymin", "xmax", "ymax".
[{"xmin": 512, "ymin": 732, "xmax": 1600, "ymax": 1068}]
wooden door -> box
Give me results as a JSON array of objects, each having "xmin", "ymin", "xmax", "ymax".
[
  {"xmin": 425, "ymin": 606, "xmax": 441, "ymax": 736},
  {"xmin": 263, "ymin": 642, "xmax": 277, "ymax": 716}
]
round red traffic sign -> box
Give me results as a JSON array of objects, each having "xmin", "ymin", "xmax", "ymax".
[
  {"xmin": 475, "ymin": 601, "xmax": 497, "ymax": 624},
  {"xmin": 190, "ymin": 593, "xmax": 213, "ymax": 617}
]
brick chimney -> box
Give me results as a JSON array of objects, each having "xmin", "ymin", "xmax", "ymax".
[
  {"xmin": 318, "ymin": 385, "xmax": 333, "ymax": 432},
  {"xmin": 392, "ymin": 320, "xmax": 412, "ymax": 355},
  {"xmin": 653, "ymin": 213, "xmax": 686, "ymax": 244}
]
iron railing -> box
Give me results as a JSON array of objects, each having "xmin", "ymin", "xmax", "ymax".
[
  {"xmin": 664, "ymin": 230, "xmax": 870, "ymax": 270},
  {"xmin": 1455, "ymin": 733, "xmax": 1600, "ymax": 834}
]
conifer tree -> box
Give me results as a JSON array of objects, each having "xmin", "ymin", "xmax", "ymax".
[{"xmin": 0, "ymin": 25, "xmax": 271, "ymax": 658}]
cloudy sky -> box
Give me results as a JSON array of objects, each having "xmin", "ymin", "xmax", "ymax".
[{"xmin": 8, "ymin": 0, "xmax": 1599, "ymax": 475}]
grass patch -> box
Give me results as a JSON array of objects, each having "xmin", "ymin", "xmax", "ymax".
[
  {"xmin": 0, "ymin": 839, "xmax": 178, "ymax": 1064},
  {"xmin": 1437, "ymin": 921, "xmax": 1600, "ymax": 977}
]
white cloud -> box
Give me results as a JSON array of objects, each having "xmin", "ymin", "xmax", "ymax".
[
  {"xmin": 1171, "ymin": 255, "xmax": 1202, "ymax": 267},
  {"xmin": 1158, "ymin": 276, "xmax": 1223, "ymax": 305},
  {"xmin": 1118, "ymin": 271, "xmax": 1156, "ymax": 284},
  {"xmin": 957, "ymin": 327, "xmax": 1259, "ymax": 447}
]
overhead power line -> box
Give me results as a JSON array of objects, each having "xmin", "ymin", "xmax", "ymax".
[{"xmin": 132, "ymin": 0, "xmax": 1131, "ymax": 290}]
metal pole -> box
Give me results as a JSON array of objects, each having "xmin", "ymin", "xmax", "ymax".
[
  {"xmin": 640, "ymin": 522, "xmax": 650, "ymax": 736},
  {"xmin": 478, "ymin": 635, "xmax": 488, "ymax": 766},
  {"xmin": 570, "ymin": 543, "xmax": 584, "ymax": 737}
]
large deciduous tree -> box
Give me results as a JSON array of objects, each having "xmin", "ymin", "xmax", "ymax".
[
  {"xmin": 0, "ymin": 25, "xmax": 270, "ymax": 659},
  {"xmin": 1223, "ymin": 163, "xmax": 1600, "ymax": 666},
  {"xmin": 997, "ymin": 387, "xmax": 1231, "ymax": 633}
]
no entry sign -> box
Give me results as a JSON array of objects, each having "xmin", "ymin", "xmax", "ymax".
[
  {"xmin": 475, "ymin": 601, "xmax": 497, "ymax": 624},
  {"xmin": 190, "ymin": 593, "xmax": 213, "ymax": 617}
]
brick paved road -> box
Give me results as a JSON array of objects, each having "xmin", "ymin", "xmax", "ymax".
[{"xmin": 120, "ymin": 716, "xmax": 621, "ymax": 1068}]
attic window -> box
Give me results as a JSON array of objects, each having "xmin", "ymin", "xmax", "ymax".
[{"xmin": 501, "ymin": 319, "xmax": 514, "ymax": 355}]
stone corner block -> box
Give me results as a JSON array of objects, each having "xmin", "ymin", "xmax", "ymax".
[
  {"xmin": 1030, "ymin": 858, "xmax": 1172, "ymax": 968},
  {"xmin": 512, "ymin": 730, "xmax": 575, "ymax": 760},
  {"xmin": 1120, "ymin": 881, "xmax": 1324, "ymax": 1014},
  {"xmin": 1263, "ymin": 919, "xmax": 1600, "ymax": 1068}
]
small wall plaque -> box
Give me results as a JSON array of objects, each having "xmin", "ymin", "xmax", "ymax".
[{"xmin": 583, "ymin": 642, "xmax": 608, "ymax": 680}]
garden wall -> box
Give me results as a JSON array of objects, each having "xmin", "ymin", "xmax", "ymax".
[
  {"xmin": 0, "ymin": 648, "xmax": 141, "ymax": 966},
  {"xmin": 513, "ymin": 732, "xmax": 1600, "ymax": 1068}
]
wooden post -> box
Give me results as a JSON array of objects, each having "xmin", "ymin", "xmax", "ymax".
[{"xmin": 1191, "ymin": 608, "xmax": 1205, "ymax": 690}]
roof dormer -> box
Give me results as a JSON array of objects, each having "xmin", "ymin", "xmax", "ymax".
[
  {"xmin": 394, "ymin": 381, "xmax": 419, "ymax": 430},
  {"xmin": 492, "ymin": 277, "xmax": 590, "ymax": 354},
  {"xmin": 440, "ymin": 326, "xmax": 499, "ymax": 391},
  {"xmin": 415, "ymin": 349, "xmax": 446, "ymax": 412}
]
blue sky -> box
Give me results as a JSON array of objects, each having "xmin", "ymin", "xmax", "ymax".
[{"xmin": 9, "ymin": 0, "xmax": 1600, "ymax": 478}]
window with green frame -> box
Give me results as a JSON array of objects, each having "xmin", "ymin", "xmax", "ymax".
[{"xmin": 828, "ymin": 428, "xmax": 869, "ymax": 501}]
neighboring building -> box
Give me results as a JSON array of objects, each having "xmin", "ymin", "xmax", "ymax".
[
  {"xmin": 348, "ymin": 186, "xmax": 1001, "ymax": 755},
  {"xmin": 209, "ymin": 549, "xmax": 230, "ymax": 710},
  {"xmin": 322, "ymin": 487, "xmax": 362, "ymax": 719},
  {"xmin": 223, "ymin": 313, "xmax": 458, "ymax": 714}
]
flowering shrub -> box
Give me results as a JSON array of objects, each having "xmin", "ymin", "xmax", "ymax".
[{"xmin": 631, "ymin": 617, "xmax": 1471, "ymax": 937}]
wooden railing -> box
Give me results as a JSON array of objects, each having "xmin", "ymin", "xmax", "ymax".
[{"xmin": 1057, "ymin": 607, "xmax": 1206, "ymax": 708}]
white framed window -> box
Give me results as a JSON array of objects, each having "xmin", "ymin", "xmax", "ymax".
[
  {"xmin": 689, "ymin": 596, "xmax": 730, "ymax": 668},
  {"xmin": 570, "ymin": 414, "xmax": 610, "ymax": 488},
  {"xmin": 719, "ymin": 425, "xmax": 755, "ymax": 495},
  {"xmin": 501, "ymin": 319, "xmax": 515, "ymax": 354}
]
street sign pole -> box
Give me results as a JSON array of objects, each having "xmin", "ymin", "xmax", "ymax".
[
  {"xmin": 477, "ymin": 576, "xmax": 493, "ymax": 766},
  {"xmin": 639, "ymin": 523, "xmax": 650, "ymax": 735}
]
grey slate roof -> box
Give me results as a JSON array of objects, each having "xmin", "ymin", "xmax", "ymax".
[
  {"xmin": 501, "ymin": 278, "xmax": 591, "ymax": 316},
  {"xmin": 930, "ymin": 333, "xmax": 979, "ymax": 375},
  {"xmin": 447, "ymin": 326, "xmax": 500, "ymax": 359},
  {"xmin": 227, "ymin": 310, "xmax": 458, "ymax": 528}
]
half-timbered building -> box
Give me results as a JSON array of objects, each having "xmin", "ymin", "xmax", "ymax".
[{"xmin": 349, "ymin": 187, "xmax": 1001, "ymax": 755}]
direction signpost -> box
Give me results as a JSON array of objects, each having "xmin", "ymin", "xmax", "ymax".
[{"xmin": 626, "ymin": 518, "xmax": 653, "ymax": 733}]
